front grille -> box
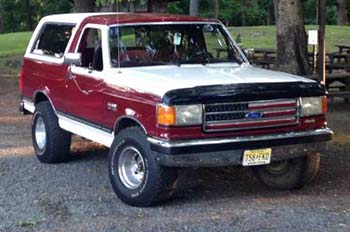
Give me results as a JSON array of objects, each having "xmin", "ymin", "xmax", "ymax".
[{"xmin": 203, "ymin": 99, "xmax": 299, "ymax": 132}]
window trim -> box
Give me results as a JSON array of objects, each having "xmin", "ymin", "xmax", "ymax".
[
  {"xmin": 26, "ymin": 22, "xmax": 77, "ymax": 64},
  {"xmin": 76, "ymin": 27, "xmax": 104, "ymax": 71},
  {"xmin": 107, "ymin": 22, "xmax": 249, "ymax": 69},
  {"xmin": 71, "ymin": 24, "xmax": 109, "ymax": 80}
]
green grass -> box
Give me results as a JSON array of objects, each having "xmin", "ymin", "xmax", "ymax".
[
  {"xmin": 0, "ymin": 25, "xmax": 349, "ymax": 59},
  {"xmin": 0, "ymin": 31, "xmax": 32, "ymax": 57},
  {"xmin": 0, "ymin": 31, "xmax": 32, "ymax": 75},
  {"xmin": 0, "ymin": 26, "xmax": 347, "ymax": 76},
  {"xmin": 228, "ymin": 25, "xmax": 350, "ymax": 52}
]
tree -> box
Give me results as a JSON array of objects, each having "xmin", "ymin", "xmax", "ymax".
[
  {"xmin": 148, "ymin": 0, "xmax": 169, "ymax": 13},
  {"xmin": 74, "ymin": 0, "xmax": 95, "ymax": 12},
  {"xmin": 266, "ymin": 1, "xmax": 274, "ymax": 25},
  {"xmin": 240, "ymin": 0, "xmax": 247, "ymax": 26},
  {"xmin": 0, "ymin": 5, "xmax": 3, "ymax": 33},
  {"xmin": 337, "ymin": 0, "xmax": 348, "ymax": 25},
  {"xmin": 273, "ymin": 0, "xmax": 310, "ymax": 75},
  {"xmin": 95, "ymin": 0, "xmax": 174, "ymax": 13},
  {"xmin": 190, "ymin": 0, "xmax": 199, "ymax": 16},
  {"xmin": 24, "ymin": 0, "xmax": 34, "ymax": 31},
  {"xmin": 213, "ymin": 0, "xmax": 219, "ymax": 19}
]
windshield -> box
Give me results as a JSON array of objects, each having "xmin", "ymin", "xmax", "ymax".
[{"xmin": 109, "ymin": 24, "xmax": 245, "ymax": 67}]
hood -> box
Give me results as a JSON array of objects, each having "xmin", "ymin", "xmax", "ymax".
[{"xmin": 111, "ymin": 63, "xmax": 315, "ymax": 98}]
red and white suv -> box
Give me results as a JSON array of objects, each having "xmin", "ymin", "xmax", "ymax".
[{"xmin": 20, "ymin": 13, "xmax": 333, "ymax": 206}]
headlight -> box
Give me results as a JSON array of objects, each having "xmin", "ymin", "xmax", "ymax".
[
  {"xmin": 157, "ymin": 104, "xmax": 202, "ymax": 126},
  {"xmin": 300, "ymin": 96, "xmax": 327, "ymax": 116},
  {"xmin": 175, "ymin": 105, "xmax": 203, "ymax": 125}
]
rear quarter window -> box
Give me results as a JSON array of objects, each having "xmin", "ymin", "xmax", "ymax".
[{"xmin": 31, "ymin": 24, "xmax": 75, "ymax": 58}]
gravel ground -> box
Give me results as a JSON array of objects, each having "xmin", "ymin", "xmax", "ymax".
[{"xmin": 0, "ymin": 75, "xmax": 349, "ymax": 232}]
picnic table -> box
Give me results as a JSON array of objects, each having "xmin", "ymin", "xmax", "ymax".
[
  {"xmin": 250, "ymin": 48, "xmax": 276, "ymax": 68},
  {"xmin": 253, "ymin": 48, "xmax": 276, "ymax": 57},
  {"xmin": 214, "ymin": 48, "xmax": 227, "ymax": 58},
  {"xmin": 310, "ymin": 72, "xmax": 350, "ymax": 102},
  {"xmin": 335, "ymin": 44, "xmax": 350, "ymax": 54},
  {"xmin": 326, "ymin": 51, "xmax": 350, "ymax": 73},
  {"xmin": 244, "ymin": 46, "xmax": 350, "ymax": 101}
]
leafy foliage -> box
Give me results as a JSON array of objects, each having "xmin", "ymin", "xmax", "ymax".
[
  {"xmin": 170, "ymin": 0, "xmax": 347, "ymax": 26},
  {"xmin": 0, "ymin": 0, "xmax": 73, "ymax": 33},
  {"xmin": 95, "ymin": 0, "xmax": 147, "ymax": 6},
  {"xmin": 0, "ymin": 0, "xmax": 348, "ymax": 34}
]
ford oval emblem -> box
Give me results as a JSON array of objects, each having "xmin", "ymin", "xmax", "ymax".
[{"xmin": 246, "ymin": 112, "xmax": 263, "ymax": 119}]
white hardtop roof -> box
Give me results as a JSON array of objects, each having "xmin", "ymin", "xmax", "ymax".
[{"xmin": 40, "ymin": 12, "xmax": 117, "ymax": 24}]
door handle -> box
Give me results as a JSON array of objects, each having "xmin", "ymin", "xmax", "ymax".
[
  {"xmin": 66, "ymin": 66, "xmax": 77, "ymax": 80},
  {"xmin": 94, "ymin": 81, "xmax": 107, "ymax": 92}
]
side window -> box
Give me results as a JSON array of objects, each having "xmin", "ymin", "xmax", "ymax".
[
  {"xmin": 110, "ymin": 27, "xmax": 139, "ymax": 66},
  {"xmin": 32, "ymin": 24, "xmax": 75, "ymax": 58},
  {"xmin": 120, "ymin": 27, "xmax": 136, "ymax": 47},
  {"xmin": 78, "ymin": 28, "xmax": 103, "ymax": 72}
]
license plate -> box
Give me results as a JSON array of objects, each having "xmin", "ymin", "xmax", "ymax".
[{"xmin": 242, "ymin": 148, "xmax": 272, "ymax": 166}]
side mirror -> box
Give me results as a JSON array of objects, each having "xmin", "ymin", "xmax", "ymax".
[{"xmin": 64, "ymin": 53, "xmax": 82, "ymax": 66}]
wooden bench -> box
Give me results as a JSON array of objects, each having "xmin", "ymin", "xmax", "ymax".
[
  {"xmin": 328, "ymin": 90, "xmax": 350, "ymax": 103},
  {"xmin": 327, "ymin": 73, "xmax": 350, "ymax": 102},
  {"xmin": 326, "ymin": 72, "xmax": 350, "ymax": 80},
  {"xmin": 308, "ymin": 72, "xmax": 350, "ymax": 102},
  {"xmin": 335, "ymin": 44, "xmax": 350, "ymax": 54},
  {"xmin": 327, "ymin": 53, "xmax": 350, "ymax": 73},
  {"xmin": 250, "ymin": 48, "xmax": 276, "ymax": 68},
  {"xmin": 328, "ymin": 91, "xmax": 350, "ymax": 96}
]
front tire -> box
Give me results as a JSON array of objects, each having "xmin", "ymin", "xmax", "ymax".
[
  {"xmin": 253, "ymin": 154, "xmax": 320, "ymax": 190},
  {"xmin": 108, "ymin": 127, "xmax": 177, "ymax": 207},
  {"xmin": 32, "ymin": 101, "xmax": 71, "ymax": 163}
]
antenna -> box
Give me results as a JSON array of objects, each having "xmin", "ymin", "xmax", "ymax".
[{"xmin": 117, "ymin": 0, "xmax": 121, "ymax": 71}]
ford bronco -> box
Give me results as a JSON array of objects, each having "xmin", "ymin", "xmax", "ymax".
[{"xmin": 20, "ymin": 13, "xmax": 333, "ymax": 207}]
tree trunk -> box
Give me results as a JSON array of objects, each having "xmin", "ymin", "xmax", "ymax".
[
  {"xmin": 267, "ymin": 3, "xmax": 274, "ymax": 25},
  {"xmin": 112, "ymin": 1, "xmax": 117, "ymax": 12},
  {"xmin": 318, "ymin": 0, "xmax": 326, "ymax": 83},
  {"xmin": 273, "ymin": 0, "xmax": 310, "ymax": 75},
  {"xmin": 213, "ymin": 0, "xmax": 219, "ymax": 19},
  {"xmin": 337, "ymin": 0, "xmax": 348, "ymax": 25},
  {"xmin": 0, "ymin": 7, "xmax": 3, "ymax": 33},
  {"xmin": 190, "ymin": 0, "xmax": 200, "ymax": 16},
  {"xmin": 148, "ymin": 0, "xmax": 168, "ymax": 13},
  {"xmin": 129, "ymin": 2, "xmax": 135, "ymax": 12},
  {"xmin": 24, "ymin": 0, "xmax": 34, "ymax": 31},
  {"xmin": 240, "ymin": 0, "xmax": 247, "ymax": 26},
  {"xmin": 74, "ymin": 0, "xmax": 95, "ymax": 13}
]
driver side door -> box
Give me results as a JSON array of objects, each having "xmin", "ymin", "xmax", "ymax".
[{"xmin": 64, "ymin": 25, "xmax": 108, "ymax": 126}]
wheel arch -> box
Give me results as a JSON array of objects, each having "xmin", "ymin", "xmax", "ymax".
[
  {"xmin": 33, "ymin": 91, "xmax": 56, "ymax": 112},
  {"xmin": 114, "ymin": 116, "xmax": 147, "ymax": 135}
]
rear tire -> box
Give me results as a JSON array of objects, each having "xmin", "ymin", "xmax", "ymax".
[
  {"xmin": 108, "ymin": 127, "xmax": 177, "ymax": 207},
  {"xmin": 253, "ymin": 154, "xmax": 320, "ymax": 190},
  {"xmin": 32, "ymin": 101, "xmax": 71, "ymax": 163}
]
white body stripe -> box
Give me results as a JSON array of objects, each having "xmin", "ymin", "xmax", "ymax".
[
  {"xmin": 24, "ymin": 99, "xmax": 114, "ymax": 147},
  {"xmin": 58, "ymin": 114, "xmax": 114, "ymax": 147}
]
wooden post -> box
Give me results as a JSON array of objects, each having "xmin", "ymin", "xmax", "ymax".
[{"xmin": 318, "ymin": 0, "xmax": 326, "ymax": 84}]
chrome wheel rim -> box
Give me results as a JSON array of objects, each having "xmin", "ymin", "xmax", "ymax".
[
  {"xmin": 35, "ymin": 116, "xmax": 47, "ymax": 151},
  {"xmin": 118, "ymin": 146, "xmax": 145, "ymax": 190},
  {"xmin": 264, "ymin": 160, "xmax": 289, "ymax": 175}
]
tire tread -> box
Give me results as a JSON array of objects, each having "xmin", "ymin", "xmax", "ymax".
[
  {"xmin": 254, "ymin": 154, "xmax": 320, "ymax": 190},
  {"xmin": 32, "ymin": 101, "xmax": 71, "ymax": 163},
  {"xmin": 109, "ymin": 127, "xmax": 177, "ymax": 207}
]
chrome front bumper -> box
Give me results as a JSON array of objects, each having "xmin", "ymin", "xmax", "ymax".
[{"xmin": 148, "ymin": 128, "xmax": 333, "ymax": 167}]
